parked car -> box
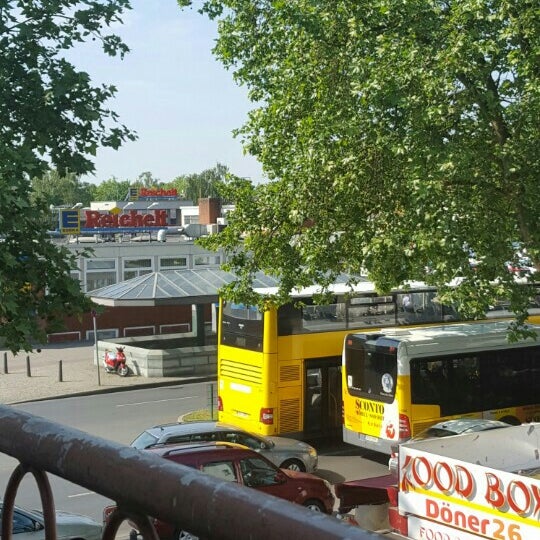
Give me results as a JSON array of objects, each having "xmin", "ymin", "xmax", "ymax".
[
  {"xmin": 388, "ymin": 418, "xmax": 511, "ymax": 478},
  {"xmin": 130, "ymin": 421, "xmax": 318, "ymax": 473},
  {"xmin": 1, "ymin": 500, "xmax": 102, "ymax": 540},
  {"xmin": 105, "ymin": 442, "xmax": 334, "ymax": 540}
]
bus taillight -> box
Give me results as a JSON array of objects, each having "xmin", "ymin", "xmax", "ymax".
[
  {"xmin": 399, "ymin": 414, "xmax": 411, "ymax": 439},
  {"xmin": 217, "ymin": 395, "xmax": 223, "ymax": 412},
  {"xmin": 260, "ymin": 408, "xmax": 274, "ymax": 425}
]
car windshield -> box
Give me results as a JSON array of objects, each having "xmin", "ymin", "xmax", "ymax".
[
  {"xmin": 131, "ymin": 431, "xmax": 159, "ymax": 449},
  {"xmin": 415, "ymin": 427, "xmax": 458, "ymax": 440}
]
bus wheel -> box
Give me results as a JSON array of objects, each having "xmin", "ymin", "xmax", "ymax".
[
  {"xmin": 499, "ymin": 415, "xmax": 521, "ymax": 426},
  {"xmin": 280, "ymin": 459, "xmax": 306, "ymax": 472}
]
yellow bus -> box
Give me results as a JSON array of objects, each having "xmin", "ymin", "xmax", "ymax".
[
  {"xmin": 217, "ymin": 278, "xmax": 540, "ymax": 440},
  {"xmin": 342, "ymin": 321, "xmax": 540, "ymax": 454}
]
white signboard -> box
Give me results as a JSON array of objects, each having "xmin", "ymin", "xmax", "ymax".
[
  {"xmin": 408, "ymin": 515, "xmax": 503, "ymax": 540},
  {"xmin": 399, "ymin": 447, "xmax": 540, "ymax": 540}
]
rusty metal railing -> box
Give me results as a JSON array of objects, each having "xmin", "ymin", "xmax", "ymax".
[{"xmin": 0, "ymin": 405, "xmax": 384, "ymax": 539}]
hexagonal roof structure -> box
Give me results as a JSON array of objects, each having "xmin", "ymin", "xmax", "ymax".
[{"xmin": 90, "ymin": 269, "xmax": 281, "ymax": 306}]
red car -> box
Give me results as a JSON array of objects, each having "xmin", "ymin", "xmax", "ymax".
[{"xmin": 105, "ymin": 442, "xmax": 334, "ymax": 540}]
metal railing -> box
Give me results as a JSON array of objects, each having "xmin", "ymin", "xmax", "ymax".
[{"xmin": 0, "ymin": 405, "xmax": 383, "ymax": 540}]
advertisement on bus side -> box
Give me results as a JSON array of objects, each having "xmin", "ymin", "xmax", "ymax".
[{"xmin": 347, "ymin": 397, "xmax": 400, "ymax": 440}]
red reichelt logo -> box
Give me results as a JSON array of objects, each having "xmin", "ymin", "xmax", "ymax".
[
  {"xmin": 139, "ymin": 188, "xmax": 177, "ymax": 197},
  {"xmin": 85, "ymin": 210, "xmax": 167, "ymax": 228}
]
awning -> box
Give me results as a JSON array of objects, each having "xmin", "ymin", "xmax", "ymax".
[{"xmin": 334, "ymin": 474, "xmax": 397, "ymax": 513}]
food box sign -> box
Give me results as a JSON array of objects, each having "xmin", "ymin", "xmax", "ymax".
[{"xmin": 398, "ymin": 448, "xmax": 540, "ymax": 540}]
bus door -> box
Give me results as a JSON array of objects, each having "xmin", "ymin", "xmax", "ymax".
[{"xmin": 304, "ymin": 357, "xmax": 342, "ymax": 439}]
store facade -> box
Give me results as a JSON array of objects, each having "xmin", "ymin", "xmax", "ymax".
[{"xmin": 49, "ymin": 194, "xmax": 230, "ymax": 343}]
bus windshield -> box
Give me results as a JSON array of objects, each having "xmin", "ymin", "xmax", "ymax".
[
  {"xmin": 220, "ymin": 301, "xmax": 264, "ymax": 351},
  {"xmin": 344, "ymin": 336, "xmax": 398, "ymax": 404}
]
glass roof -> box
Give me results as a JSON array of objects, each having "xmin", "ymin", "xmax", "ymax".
[{"xmin": 90, "ymin": 269, "xmax": 281, "ymax": 306}]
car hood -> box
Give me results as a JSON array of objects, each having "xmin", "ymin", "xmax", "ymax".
[
  {"xmin": 281, "ymin": 468, "xmax": 317, "ymax": 481},
  {"xmin": 32, "ymin": 509, "xmax": 100, "ymax": 527},
  {"xmin": 56, "ymin": 511, "xmax": 101, "ymax": 526},
  {"xmin": 265, "ymin": 436, "xmax": 315, "ymax": 453}
]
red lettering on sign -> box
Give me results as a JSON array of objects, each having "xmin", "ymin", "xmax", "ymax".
[
  {"xmin": 400, "ymin": 455, "xmax": 473, "ymax": 499},
  {"xmin": 424, "ymin": 499, "xmax": 491, "ymax": 535},
  {"xmin": 84, "ymin": 210, "xmax": 167, "ymax": 229},
  {"xmin": 139, "ymin": 188, "xmax": 177, "ymax": 197}
]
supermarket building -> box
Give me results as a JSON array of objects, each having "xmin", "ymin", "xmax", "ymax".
[{"xmin": 51, "ymin": 191, "xmax": 232, "ymax": 343}]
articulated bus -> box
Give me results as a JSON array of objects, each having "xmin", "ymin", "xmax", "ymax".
[
  {"xmin": 217, "ymin": 276, "xmax": 540, "ymax": 440},
  {"xmin": 342, "ymin": 321, "xmax": 540, "ymax": 454}
]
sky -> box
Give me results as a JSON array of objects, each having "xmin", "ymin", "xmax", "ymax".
[{"xmin": 77, "ymin": 0, "xmax": 264, "ymax": 186}]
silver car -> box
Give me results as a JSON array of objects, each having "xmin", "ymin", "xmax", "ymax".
[
  {"xmin": 130, "ymin": 421, "xmax": 318, "ymax": 472},
  {"xmin": 0, "ymin": 501, "xmax": 102, "ymax": 540},
  {"xmin": 388, "ymin": 418, "xmax": 510, "ymax": 478}
]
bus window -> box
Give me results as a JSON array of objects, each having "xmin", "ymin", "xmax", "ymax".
[
  {"xmin": 221, "ymin": 301, "xmax": 263, "ymax": 351},
  {"xmin": 347, "ymin": 296, "xmax": 395, "ymax": 328},
  {"xmin": 344, "ymin": 340, "xmax": 397, "ymax": 404},
  {"xmin": 277, "ymin": 303, "xmax": 305, "ymax": 335},
  {"xmin": 278, "ymin": 298, "xmax": 348, "ymax": 335},
  {"xmin": 396, "ymin": 291, "xmax": 460, "ymax": 325},
  {"xmin": 411, "ymin": 356, "xmax": 480, "ymax": 416},
  {"xmin": 480, "ymin": 348, "xmax": 540, "ymax": 410}
]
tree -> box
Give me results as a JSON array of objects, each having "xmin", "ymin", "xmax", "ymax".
[
  {"xmin": 0, "ymin": 0, "xmax": 136, "ymax": 352},
  {"xmin": 181, "ymin": 1, "xmax": 540, "ymax": 329},
  {"xmin": 169, "ymin": 163, "xmax": 229, "ymax": 203},
  {"xmin": 92, "ymin": 177, "xmax": 132, "ymax": 201},
  {"xmin": 31, "ymin": 169, "xmax": 94, "ymax": 209},
  {"xmin": 134, "ymin": 171, "xmax": 161, "ymax": 188}
]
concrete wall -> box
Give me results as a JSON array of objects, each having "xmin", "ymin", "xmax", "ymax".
[{"xmin": 98, "ymin": 336, "xmax": 217, "ymax": 378}]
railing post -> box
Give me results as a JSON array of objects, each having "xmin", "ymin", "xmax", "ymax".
[{"xmin": 208, "ymin": 382, "xmax": 215, "ymax": 419}]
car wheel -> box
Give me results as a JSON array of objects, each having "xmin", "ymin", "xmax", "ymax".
[
  {"xmin": 280, "ymin": 458, "xmax": 306, "ymax": 472},
  {"xmin": 303, "ymin": 499, "xmax": 325, "ymax": 512},
  {"xmin": 177, "ymin": 530, "xmax": 198, "ymax": 540}
]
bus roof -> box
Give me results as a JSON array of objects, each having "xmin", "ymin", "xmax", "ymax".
[
  {"xmin": 351, "ymin": 321, "xmax": 540, "ymax": 357},
  {"xmin": 252, "ymin": 277, "xmax": 459, "ymax": 298}
]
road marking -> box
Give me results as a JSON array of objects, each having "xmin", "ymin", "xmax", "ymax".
[
  {"xmin": 68, "ymin": 492, "xmax": 95, "ymax": 498},
  {"xmin": 117, "ymin": 396, "xmax": 196, "ymax": 407}
]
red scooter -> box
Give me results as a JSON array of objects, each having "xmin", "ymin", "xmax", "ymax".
[{"xmin": 103, "ymin": 347, "xmax": 129, "ymax": 376}]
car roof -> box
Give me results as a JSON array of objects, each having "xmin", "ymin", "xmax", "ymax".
[
  {"xmin": 425, "ymin": 418, "xmax": 510, "ymax": 434},
  {"xmin": 144, "ymin": 421, "xmax": 250, "ymax": 438},
  {"xmin": 148, "ymin": 441, "xmax": 256, "ymax": 458}
]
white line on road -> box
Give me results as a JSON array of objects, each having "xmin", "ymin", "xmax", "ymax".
[
  {"xmin": 68, "ymin": 492, "xmax": 95, "ymax": 498},
  {"xmin": 116, "ymin": 396, "xmax": 196, "ymax": 407}
]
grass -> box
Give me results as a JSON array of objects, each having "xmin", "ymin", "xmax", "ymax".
[{"xmin": 182, "ymin": 408, "xmax": 218, "ymax": 422}]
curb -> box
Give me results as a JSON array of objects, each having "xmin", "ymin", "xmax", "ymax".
[{"xmin": 9, "ymin": 376, "xmax": 217, "ymax": 405}]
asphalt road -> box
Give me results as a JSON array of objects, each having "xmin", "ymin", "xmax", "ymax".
[{"xmin": 2, "ymin": 384, "xmax": 389, "ymax": 530}]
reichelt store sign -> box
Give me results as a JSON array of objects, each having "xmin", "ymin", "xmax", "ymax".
[
  {"xmin": 84, "ymin": 210, "xmax": 167, "ymax": 229},
  {"xmin": 80, "ymin": 209, "xmax": 168, "ymax": 233}
]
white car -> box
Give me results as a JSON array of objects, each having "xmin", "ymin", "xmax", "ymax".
[{"xmin": 0, "ymin": 501, "xmax": 102, "ymax": 540}]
